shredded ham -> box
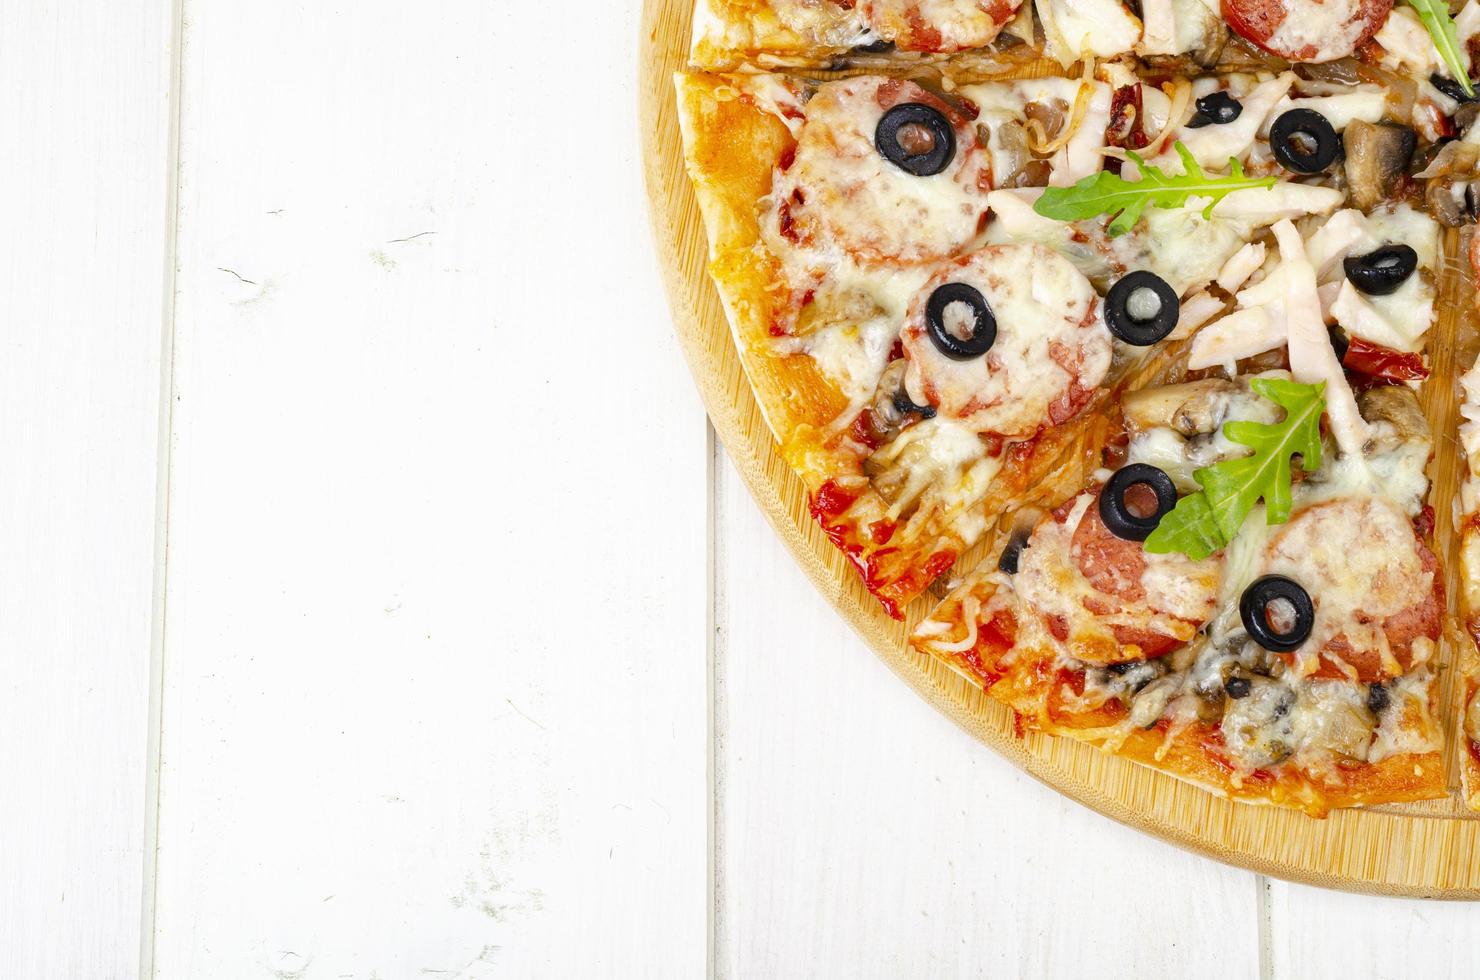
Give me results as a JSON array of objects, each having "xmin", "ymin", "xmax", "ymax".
[{"xmin": 1271, "ymin": 220, "xmax": 1370, "ymax": 456}]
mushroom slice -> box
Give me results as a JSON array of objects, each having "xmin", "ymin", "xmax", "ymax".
[{"xmin": 1343, "ymin": 121, "xmax": 1417, "ymax": 212}]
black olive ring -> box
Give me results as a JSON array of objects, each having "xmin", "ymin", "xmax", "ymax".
[
  {"xmin": 1431, "ymin": 72, "xmax": 1479, "ymax": 104},
  {"xmin": 1098, "ymin": 464, "xmax": 1178, "ymax": 542},
  {"xmin": 875, "ymin": 103, "xmax": 957, "ymax": 177},
  {"xmin": 998, "ymin": 534, "xmax": 1028, "ymax": 575},
  {"xmin": 1104, "ymin": 271, "xmax": 1179, "ymax": 346},
  {"xmin": 1270, "ymin": 108, "xmax": 1340, "ymax": 175},
  {"xmin": 924, "ymin": 282, "xmax": 996, "ymax": 361},
  {"xmin": 1343, "ymin": 244, "xmax": 1418, "ymax": 297},
  {"xmin": 1239, "ymin": 575, "xmax": 1315, "ymax": 653},
  {"xmin": 1186, "ymin": 91, "xmax": 1243, "ymax": 129}
]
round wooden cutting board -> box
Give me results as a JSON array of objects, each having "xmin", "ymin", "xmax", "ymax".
[{"xmin": 639, "ymin": 0, "xmax": 1480, "ymax": 897}]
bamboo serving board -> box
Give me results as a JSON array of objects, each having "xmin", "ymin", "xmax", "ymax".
[{"xmin": 640, "ymin": 0, "xmax": 1480, "ymax": 896}]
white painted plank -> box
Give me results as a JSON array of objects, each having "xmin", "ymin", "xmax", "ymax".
[
  {"xmin": 714, "ymin": 455, "xmax": 1263, "ymax": 980},
  {"xmin": 150, "ymin": 2, "xmax": 707, "ymax": 976},
  {"xmin": 0, "ymin": 3, "xmax": 174, "ymax": 978},
  {"xmin": 1267, "ymin": 880, "xmax": 1480, "ymax": 978}
]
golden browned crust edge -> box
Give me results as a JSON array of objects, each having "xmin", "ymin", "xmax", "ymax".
[{"xmin": 674, "ymin": 72, "xmax": 852, "ymax": 443}]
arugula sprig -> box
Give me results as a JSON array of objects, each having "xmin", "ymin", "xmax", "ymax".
[
  {"xmin": 1033, "ymin": 142, "xmax": 1277, "ymax": 237},
  {"xmin": 1406, "ymin": 0, "xmax": 1475, "ymax": 99},
  {"xmin": 1143, "ymin": 379, "xmax": 1326, "ymax": 560}
]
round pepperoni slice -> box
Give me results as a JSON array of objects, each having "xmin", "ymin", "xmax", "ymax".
[
  {"xmin": 1221, "ymin": 0, "xmax": 1392, "ymax": 63},
  {"xmin": 766, "ymin": 77, "xmax": 990, "ymax": 266},
  {"xmin": 898, "ymin": 244, "xmax": 1111, "ymax": 438},
  {"xmin": 859, "ymin": 0, "xmax": 1024, "ymax": 52},
  {"xmin": 1014, "ymin": 491, "xmax": 1222, "ymax": 665},
  {"xmin": 1257, "ymin": 496, "xmax": 1442, "ymax": 682}
]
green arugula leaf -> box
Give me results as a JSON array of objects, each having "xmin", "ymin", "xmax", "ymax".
[
  {"xmin": 1405, "ymin": 0, "xmax": 1475, "ymax": 99},
  {"xmin": 1033, "ymin": 142, "xmax": 1278, "ymax": 238},
  {"xmin": 1143, "ymin": 379, "xmax": 1326, "ymax": 559},
  {"xmin": 1143, "ymin": 491, "xmax": 1223, "ymax": 561}
]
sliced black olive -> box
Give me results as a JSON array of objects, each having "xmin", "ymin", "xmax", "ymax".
[
  {"xmin": 997, "ymin": 535, "xmax": 1028, "ymax": 574},
  {"xmin": 891, "ymin": 391, "xmax": 936, "ymax": 420},
  {"xmin": 875, "ymin": 103, "xmax": 956, "ymax": 177},
  {"xmin": 1098, "ymin": 464, "xmax": 1178, "ymax": 542},
  {"xmin": 1106, "ymin": 661, "xmax": 1138, "ymax": 676},
  {"xmin": 853, "ymin": 37, "xmax": 895, "ymax": 54},
  {"xmin": 924, "ymin": 282, "xmax": 996, "ymax": 360},
  {"xmin": 1368, "ymin": 683, "xmax": 1391, "ymax": 714},
  {"xmin": 1239, "ymin": 575, "xmax": 1315, "ymax": 653},
  {"xmin": 1186, "ymin": 91, "xmax": 1243, "ymax": 129},
  {"xmin": 1224, "ymin": 676, "xmax": 1252, "ymax": 699},
  {"xmin": 1431, "ymin": 72, "xmax": 1480, "ymax": 104},
  {"xmin": 1328, "ymin": 325, "xmax": 1350, "ymax": 362},
  {"xmin": 1104, "ymin": 271, "xmax": 1179, "ymax": 346},
  {"xmin": 1270, "ymin": 108, "xmax": 1340, "ymax": 175},
  {"xmin": 1343, "ymin": 244, "xmax": 1418, "ymax": 296}
]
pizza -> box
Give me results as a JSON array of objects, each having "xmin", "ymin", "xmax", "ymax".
[{"xmin": 674, "ymin": 0, "xmax": 1480, "ymax": 813}]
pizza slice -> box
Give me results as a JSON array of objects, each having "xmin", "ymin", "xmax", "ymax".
[
  {"xmin": 687, "ymin": 0, "xmax": 1038, "ymax": 70},
  {"xmin": 685, "ymin": 0, "xmax": 1438, "ymax": 72},
  {"xmin": 676, "ymin": 69, "xmax": 1352, "ymax": 616},
  {"xmin": 911, "ymin": 216, "xmax": 1449, "ymax": 815}
]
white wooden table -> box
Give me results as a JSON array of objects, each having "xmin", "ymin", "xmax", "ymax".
[{"xmin": 4, "ymin": 2, "xmax": 1479, "ymax": 977}]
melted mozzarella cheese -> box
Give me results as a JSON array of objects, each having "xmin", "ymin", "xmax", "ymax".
[
  {"xmin": 1260, "ymin": 497, "xmax": 1435, "ymax": 680},
  {"xmin": 960, "ymin": 78, "xmax": 1112, "ymax": 186},
  {"xmin": 900, "ymin": 243, "xmax": 1111, "ymax": 437},
  {"xmin": 860, "ymin": 0, "xmax": 1022, "ymax": 50},
  {"xmin": 1013, "ymin": 494, "xmax": 1221, "ymax": 663},
  {"xmin": 1034, "ymin": 0, "xmax": 1142, "ymax": 66},
  {"xmin": 801, "ymin": 314, "xmax": 902, "ymax": 405},
  {"xmin": 1138, "ymin": 0, "xmax": 1221, "ymax": 54},
  {"xmin": 1260, "ymin": 0, "xmax": 1380, "ymax": 62},
  {"xmin": 1328, "ymin": 205, "xmax": 1440, "ymax": 352},
  {"xmin": 1374, "ymin": 6, "xmax": 1441, "ymax": 75},
  {"xmin": 763, "ymin": 77, "xmax": 991, "ymax": 269}
]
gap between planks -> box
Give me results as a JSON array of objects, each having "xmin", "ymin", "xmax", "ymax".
[
  {"xmin": 139, "ymin": 0, "xmax": 190, "ymax": 975},
  {"xmin": 709, "ymin": 422, "xmax": 729, "ymax": 980}
]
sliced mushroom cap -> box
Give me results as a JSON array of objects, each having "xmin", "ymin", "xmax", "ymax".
[
  {"xmin": 1357, "ymin": 384, "xmax": 1431, "ymax": 453},
  {"xmin": 1427, "ymin": 176, "xmax": 1473, "ymax": 227},
  {"xmin": 1342, "ymin": 121, "xmax": 1416, "ymax": 213},
  {"xmin": 866, "ymin": 358, "xmax": 933, "ymax": 445},
  {"xmin": 1121, "ymin": 378, "xmax": 1239, "ymax": 435}
]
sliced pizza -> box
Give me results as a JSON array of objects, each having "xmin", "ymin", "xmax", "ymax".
[
  {"xmin": 687, "ymin": 0, "xmax": 1038, "ymax": 69},
  {"xmin": 684, "ymin": 0, "xmax": 1480, "ymax": 84},
  {"xmin": 676, "ymin": 69, "xmax": 1350, "ymax": 616},
  {"xmin": 910, "ymin": 213, "xmax": 1448, "ymax": 815},
  {"xmin": 913, "ymin": 371, "xmax": 1445, "ymax": 815}
]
